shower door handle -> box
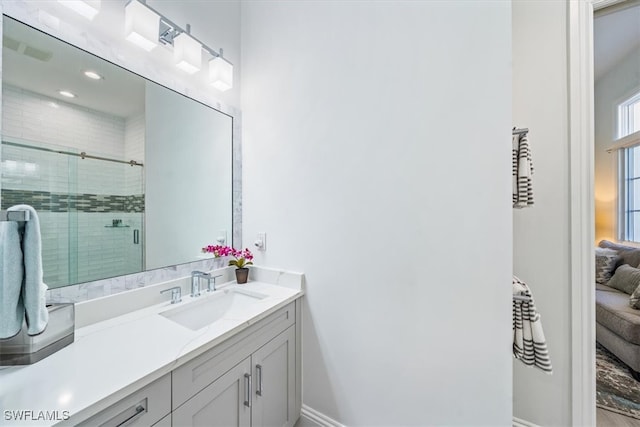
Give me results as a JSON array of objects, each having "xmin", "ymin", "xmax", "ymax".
[{"xmin": 133, "ymin": 229, "xmax": 139, "ymax": 244}]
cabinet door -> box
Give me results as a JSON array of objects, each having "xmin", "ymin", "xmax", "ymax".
[
  {"xmin": 252, "ymin": 326, "xmax": 296, "ymax": 427},
  {"xmin": 173, "ymin": 357, "xmax": 252, "ymax": 427},
  {"xmin": 172, "ymin": 302, "xmax": 296, "ymax": 410}
]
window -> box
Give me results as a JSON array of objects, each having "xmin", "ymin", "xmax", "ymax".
[
  {"xmin": 619, "ymin": 92, "xmax": 640, "ymax": 242},
  {"xmin": 618, "ymin": 92, "xmax": 640, "ymax": 138}
]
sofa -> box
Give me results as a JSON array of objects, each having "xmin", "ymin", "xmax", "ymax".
[{"xmin": 596, "ymin": 240, "xmax": 640, "ymax": 379}]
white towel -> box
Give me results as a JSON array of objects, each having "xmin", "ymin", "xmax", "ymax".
[
  {"xmin": 8, "ymin": 205, "xmax": 48, "ymax": 336},
  {"xmin": 513, "ymin": 275, "xmax": 552, "ymax": 374},
  {"xmin": 512, "ymin": 133, "xmax": 534, "ymax": 208},
  {"xmin": 0, "ymin": 220, "xmax": 24, "ymax": 339}
]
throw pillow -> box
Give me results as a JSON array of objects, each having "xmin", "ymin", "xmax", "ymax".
[
  {"xmin": 599, "ymin": 240, "xmax": 640, "ymax": 270},
  {"xmin": 630, "ymin": 285, "xmax": 640, "ymax": 309},
  {"xmin": 607, "ymin": 264, "xmax": 640, "ymax": 295},
  {"xmin": 595, "ymin": 247, "xmax": 619, "ymax": 285}
]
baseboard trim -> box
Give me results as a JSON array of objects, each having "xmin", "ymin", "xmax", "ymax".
[
  {"xmin": 513, "ymin": 416, "xmax": 541, "ymax": 427},
  {"xmin": 300, "ymin": 405, "xmax": 345, "ymax": 427},
  {"xmin": 300, "ymin": 407, "xmax": 535, "ymax": 427}
]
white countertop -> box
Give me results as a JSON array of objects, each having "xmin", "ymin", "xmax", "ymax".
[{"xmin": 0, "ymin": 274, "xmax": 303, "ymax": 426}]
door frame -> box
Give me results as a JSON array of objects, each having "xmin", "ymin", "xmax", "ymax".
[
  {"xmin": 567, "ymin": 0, "xmax": 640, "ymax": 425},
  {"xmin": 568, "ymin": 1, "xmax": 595, "ymax": 426}
]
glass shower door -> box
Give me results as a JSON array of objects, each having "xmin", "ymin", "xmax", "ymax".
[
  {"xmin": 1, "ymin": 137, "xmax": 144, "ymax": 288},
  {"xmin": 1, "ymin": 138, "xmax": 77, "ymax": 288},
  {"xmin": 71, "ymin": 155, "xmax": 144, "ymax": 284}
]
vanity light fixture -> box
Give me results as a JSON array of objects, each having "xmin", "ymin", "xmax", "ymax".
[
  {"xmin": 58, "ymin": 90, "xmax": 76, "ymax": 98},
  {"xmin": 57, "ymin": 0, "xmax": 101, "ymax": 21},
  {"xmin": 209, "ymin": 52, "xmax": 233, "ymax": 92},
  {"xmin": 124, "ymin": 0, "xmax": 160, "ymax": 52},
  {"xmin": 121, "ymin": 1, "xmax": 233, "ymax": 90},
  {"xmin": 84, "ymin": 70, "xmax": 103, "ymax": 80},
  {"xmin": 173, "ymin": 30, "xmax": 202, "ymax": 74}
]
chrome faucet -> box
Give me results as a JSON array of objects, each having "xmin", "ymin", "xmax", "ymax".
[
  {"xmin": 160, "ymin": 286, "xmax": 182, "ymax": 304},
  {"xmin": 206, "ymin": 274, "xmax": 223, "ymax": 292},
  {"xmin": 192, "ymin": 271, "xmax": 224, "ymax": 296},
  {"xmin": 191, "ymin": 271, "xmax": 207, "ymax": 297}
]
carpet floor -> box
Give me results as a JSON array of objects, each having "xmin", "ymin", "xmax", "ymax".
[{"xmin": 597, "ymin": 342, "xmax": 640, "ymax": 420}]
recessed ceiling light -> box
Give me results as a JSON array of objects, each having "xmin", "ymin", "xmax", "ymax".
[
  {"xmin": 58, "ymin": 90, "xmax": 76, "ymax": 98},
  {"xmin": 84, "ymin": 70, "xmax": 103, "ymax": 80}
]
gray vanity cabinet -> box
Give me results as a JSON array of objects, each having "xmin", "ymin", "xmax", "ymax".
[
  {"xmin": 171, "ymin": 301, "xmax": 299, "ymax": 427},
  {"xmin": 73, "ymin": 300, "xmax": 300, "ymax": 427},
  {"xmin": 172, "ymin": 357, "xmax": 252, "ymax": 427},
  {"xmin": 251, "ymin": 326, "xmax": 296, "ymax": 427}
]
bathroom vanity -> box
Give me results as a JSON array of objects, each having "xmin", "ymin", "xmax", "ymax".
[{"xmin": 0, "ymin": 267, "xmax": 303, "ymax": 427}]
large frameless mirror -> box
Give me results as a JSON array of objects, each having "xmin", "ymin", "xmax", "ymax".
[{"xmin": 1, "ymin": 16, "xmax": 233, "ymax": 288}]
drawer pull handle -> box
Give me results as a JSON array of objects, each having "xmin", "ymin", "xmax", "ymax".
[
  {"xmin": 102, "ymin": 398, "xmax": 147, "ymax": 427},
  {"xmin": 244, "ymin": 373, "xmax": 252, "ymax": 408},
  {"xmin": 256, "ymin": 364, "xmax": 263, "ymax": 396},
  {"xmin": 117, "ymin": 404, "xmax": 145, "ymax": 427}
]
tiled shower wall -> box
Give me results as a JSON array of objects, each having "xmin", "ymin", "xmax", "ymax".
[
  {"xmin": 1, "ymin": 84, "xmax": 145, "ymax": 287},
  {"xmin": 3, "ymin": 85, "xmax": 126, "ymax": 157}
]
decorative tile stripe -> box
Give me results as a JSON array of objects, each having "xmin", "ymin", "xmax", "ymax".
[{"xmin": 1, "ymin": 189, "xmax": 145, "ymax": 213}]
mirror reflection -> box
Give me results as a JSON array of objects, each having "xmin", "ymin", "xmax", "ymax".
[{"xmin": 1, "ymin": 16, "xmax": 233, "ymax": 289}]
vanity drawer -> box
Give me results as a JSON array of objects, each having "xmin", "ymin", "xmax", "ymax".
[
  {"xmin": 172, "ymin": 301, "xmax": 295, "ymax": 409},
  {"xmin": 77, "ymin": 374, "xmax": 170, "ymax": 427}
]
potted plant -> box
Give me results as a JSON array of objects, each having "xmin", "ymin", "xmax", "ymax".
[
  {"xmin": 228, "ymin": 248, "xmax": 254, "ymax": 284},
  {"xmin": 202, "ymin": 245, "xmax": 254, "ymax": 284}
]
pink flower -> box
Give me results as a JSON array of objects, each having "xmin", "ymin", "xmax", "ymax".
[
  {"xmin": 201, "ymin": 245, "xmax": 254, "ymax": 269},
  {"xmin": 201, "ymin": 244, "xmax": 233, "ymax": 257}
]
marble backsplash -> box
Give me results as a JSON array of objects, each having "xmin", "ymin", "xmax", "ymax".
[{"xmin": 46, "ymin": 257, "xmax": 230, "ymax": 303}]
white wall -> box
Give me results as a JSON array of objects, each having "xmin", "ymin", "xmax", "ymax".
[
  {"xmin": 594, "ymin": 45, "xmax": 640, "ymax": 243},
  {"xmin": 512, "ymin": 1, "xmax": 572, "ymax": 426},
  {"xmin": 241, "ymin": 2, "xmax": 512, "ymax": 425}
]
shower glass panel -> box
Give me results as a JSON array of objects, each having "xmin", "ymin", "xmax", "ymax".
[{"xmin": 0, "ymin": 138, "xmax": 144, "ymax": 288}]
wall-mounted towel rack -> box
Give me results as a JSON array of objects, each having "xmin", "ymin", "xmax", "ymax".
[
  {"xmin": 513, "ymin": 292, "xmax": 532, "ymax": 302},
  {"xmin": 0, "ymin": 210, "xmax": 30, "ymax": 222},
  {"xmin": 513, "ymin": 127, "xmax": 529, "ymax": 136}
]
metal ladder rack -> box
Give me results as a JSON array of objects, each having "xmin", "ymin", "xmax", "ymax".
[{"xmin": 0, "ymin": 209, "xmax": 31, "ymax": 222}]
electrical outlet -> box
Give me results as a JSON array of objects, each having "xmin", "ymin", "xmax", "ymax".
[{"xmin": 255, "ymin": 232, "xmax": 267, "ymax": 251}]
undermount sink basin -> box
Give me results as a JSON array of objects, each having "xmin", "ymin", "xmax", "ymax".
[{"xmin": 160, "ymin": 288, "xmax": 268, "ymax": 331}]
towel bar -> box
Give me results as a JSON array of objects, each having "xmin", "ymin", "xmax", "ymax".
[
  {"xmin": 0, "ymin": 303, "xmax": 74, "ymax": 365},
  {"xmin": 0, "ymin": 209, "xmax": 30, "ymax": 222},
  {"xmin": 513, "ymin": 293, "xmax": 532, "ymax": 302}
]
